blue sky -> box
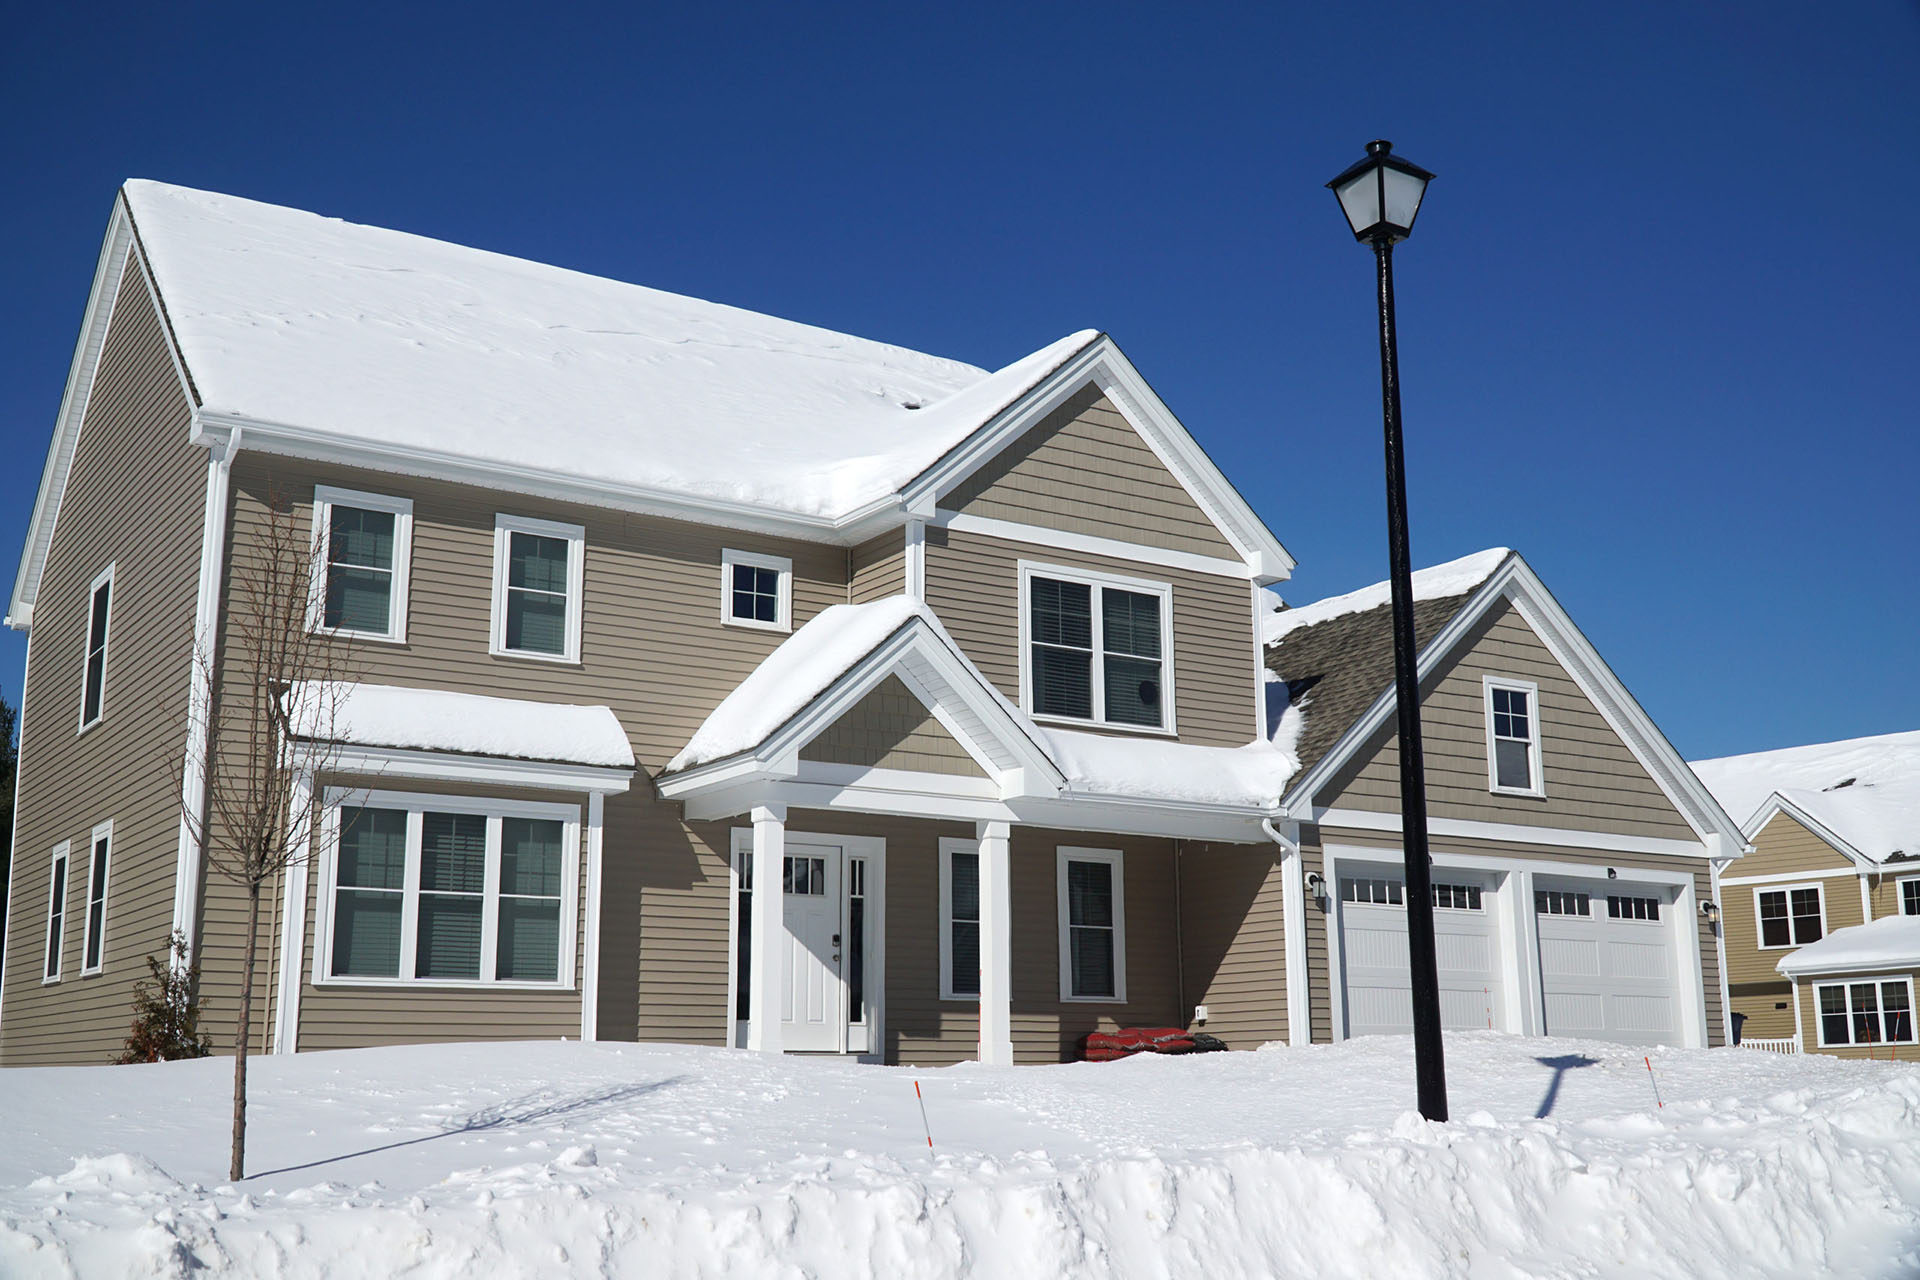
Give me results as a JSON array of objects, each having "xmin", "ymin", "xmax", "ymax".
[{"xmin": 1, "ymin": 2, "xmax": 1914, "ymax": 761}]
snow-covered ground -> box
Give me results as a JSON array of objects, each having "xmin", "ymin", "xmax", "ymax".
[{"xmin": 3, "ymin": 1034, "xmax": 1917, "ymax": 1278}]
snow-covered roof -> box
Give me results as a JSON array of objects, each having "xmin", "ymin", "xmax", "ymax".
[
  {"xmin": 1260, "ymin": 548, "xmax": 1511, "ymax": 649},
  {"xmin": 123, "ymin": 180, "xmax": 1097, "ymax": 522},
  {"xmin": 1777, "ymin": 914, "xmax": 1920, "ymax": 977},
  {"xmin": 1692, "ymin": 730, "xmax": 1920, "ymax": 863},
  {"xmin": 288, "ymin": 682, "xmax": 634, "ymax": 769},
  {"xmin": 665, "ymin": 594, "xmax": 1299, "ymax": 811}
]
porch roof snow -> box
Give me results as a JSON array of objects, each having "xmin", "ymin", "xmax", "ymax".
[
  {"xmin": 1041, "ymin": 723, "xmax": 1299, "ymax": 809},
  {"xmin": 1777, "ymin": 914, "xmax": 1920, "ymax": 976},
  {"xmin": 124, "ymin": 180, "xmax": 1097, "ymax": 521},
  {"xmin": 287, "ymin": 681, "xmax": 634, "ymax": 768}
]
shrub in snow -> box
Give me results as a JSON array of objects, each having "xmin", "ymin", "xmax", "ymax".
[{"xmin": 115, "ymin": 931, "xmax": 212, "ymax": 1064}]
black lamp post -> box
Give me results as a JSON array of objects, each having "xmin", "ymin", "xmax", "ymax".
[{"xmin": 1328, "ymin": 139, "xmax": 1448, "ymax": 1123}]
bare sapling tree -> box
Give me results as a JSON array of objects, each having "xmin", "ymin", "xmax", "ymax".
[{"xmin": 183, "ymin": 484, "xmax": 355, "ymax": 1181}]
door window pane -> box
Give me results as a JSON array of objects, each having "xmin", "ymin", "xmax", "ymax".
[
  {"xmin": 848, "ymin": 859, "xmax": 866, "ymax": 1024},
  {"xmin": 1067, "ymin": 859, "xmax": 1116, "ymax": 998},
  {"xmin": 949, "ymin": 849, "xmax": 980, "ymax": 997}
]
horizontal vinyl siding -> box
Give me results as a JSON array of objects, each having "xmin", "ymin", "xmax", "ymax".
[
  {"xmin": 923, "ymin": 526, "xmax": 1255, "ymax": 748},
  {"xmin": 944, "ymin": 383, "xmax": 1239, "ymax": 560},
  {"xmin": 799, "ymin": 676, "xmax": 984, "ymax": 776},
  {"xmin": 1719, "ymin": 812, "xmax": 1866, "ymax": 1043},
  {"xmin": 1177, "ymin": 842, "xmax": 1286, "ymax": 1049},
  {"xmin": 1301, "ymin": 835, "xmax": 1332, "ymax": 1044},
  {"xmin": 1325, "ymin": 602, "xmax": 1696, "ymax": 842},
  {"xmin": 1322, "ymin": 826, "xmax": 1724, "ymax": 1046},
  {"xmin": 849, "ymin": 534, "xmax": 905, "ymax": 604},
  {"xmin": 1735, "ymin": 811, "xmax": 1855, "ymax": 878},
  {"xmin": 1, "ymin": 263, "xmax": 203, "ymax": 1067},
  {"xmin": 201, "ymin": 456, "xmax": 859, "ymax": 1051}
]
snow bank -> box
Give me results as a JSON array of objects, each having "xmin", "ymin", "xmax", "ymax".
[
  {"xmin": 1262, "ymin": 547, "xmax": 1511, "ymax": 648},
  {"xmin": 1693, "ymin": 729, "xmax": 1920, "ymax": 860},
  {"xmin": 1779, "ymin": 913, "xmax": 1920, "ymax": 975},
  {"xmin": 287, "ymin": 681, "xmax": 634, "ymax": 768},
  {"xmin": 2, "ymin": 1035, "xmax": 1917, "ymax": 1279},
  {"xmin": 125, "ymin": 180, "xmax": 1095, "ymax": 520}
]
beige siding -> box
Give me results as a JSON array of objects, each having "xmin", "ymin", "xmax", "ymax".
[
  {"xmin": 1308, "ymin": 827, "xmax": 1725, "ymax": 1047},
  {"xmin": 1792, "ymin": 974, "xmax": 1919, "ymax": 1059},
  {"xmin": 923, "ymin": 525, "xmax": 1255, "ymax": 749},
  {"xmin": 799, "ymin": 676, "xmax": 984, "ymax": 776},
  {"xmin": 1, "ymin": 263, "xmax": 205, "ymax": 1067},
  {"xmin": 1720, "ymin": 811, "xmax": 1866, "ymax": 1042},
  {"xmin": 1177, "ymin": 841, "xmax": 1287, "ymax": 1048},
  {"xmin": 1301, "ymin": 833, "xmax": 1332, "ymax": 1043},
  {"xmin": 1324, "ymin": 601, "xmax": 1696, "ymax": 842},
  {"xmin": 944, "ymin": 383, "xmax": 1239, "ymax": 559},
  {"xmin": 849, "ymin": 533, "xmax": 905, "ymax": 604}
]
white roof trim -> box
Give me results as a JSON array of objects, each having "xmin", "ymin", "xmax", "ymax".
[
  {"xmin": 1278, "ymin": 552, "xmax": 1748, "ymax": 853},
  {"xmin": 323, "ymin": 744, "xmax": 633, "ymax": 795},
  {"xmin": 657, "ymin": 612, "xmax": 1067, "ymax": 802},
  {"xmin": 8, "ymin": 199, "xmax": 141, "ymax": 630},
  {"xmin": 1742, "ymin": 791, "xmax": 1877, "ymax": 870},
  {"xmin": 899, "ymin": 334, "xmax": 1296, "ymax": 584}
]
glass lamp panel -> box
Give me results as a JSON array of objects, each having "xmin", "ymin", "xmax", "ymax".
[
  {"xmin": 1381, "ymin": 166, "xmax": 1428, "ymax": 231},
  {"xmin": 1334, "ymin": 166, "xmax": 1383, "ymax": 237}
]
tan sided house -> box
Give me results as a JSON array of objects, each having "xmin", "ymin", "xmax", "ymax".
[
  {"xmin": 1694, "ymin": 731, "xmax": 1920, "ymax": 1057},
  {"xmin": 2, "ymin": 183, "xmax": 1743, "ymax": 1067}
]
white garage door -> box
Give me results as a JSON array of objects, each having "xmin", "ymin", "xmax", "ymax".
[
  {"xmin": 1339, "ymin": 870, "xmax": 1503, "ymax": 1038},
  {"xmin": 1534, "ymin": 881, "xmax": 1678, "ymax": 1045}
]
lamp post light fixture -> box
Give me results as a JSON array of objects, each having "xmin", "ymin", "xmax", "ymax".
[{"xmin": 1327, "ymin": 139, "xmax": 1448, "ymax": 1123}]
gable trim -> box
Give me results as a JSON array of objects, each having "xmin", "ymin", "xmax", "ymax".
[
  {"xmin": 1741, "ymin": 793, "xmax": 1876, "ymax": 870},
  {"xmin": 900, "ymin": 335, "xmax": 1295, "ymax": 584},
  {"xmin": 1279, "ymin": 553, "xmax": 1747, "ymax": 853},
  {"xmin": 933, "ymin": 510, "xmax": 1252, "ymax": 580}
]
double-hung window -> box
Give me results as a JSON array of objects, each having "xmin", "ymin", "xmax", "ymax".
[
  {"xmin": 321, "ymin": 791, "xmax": 578, "ymax": 988},
  {"xmin": 1020, "ymin": 562, "xmax": 1173, "ymax": 732},
  {"xmin": 1484, "ymin": 676, "xmax": 1543, "ymax": 796},
  {"xmin": 491, "ymin": 515, "xmax": 585, "ymax": 662},
  {"xmin": 1058, "ymin": 847, "xmax": 1125, "ymax": 1001},
  {"xmin": 43, "ymin": 842, "xmax": 70, "ymax": 982},
  {"xmin": 720, "ymin": 549, "xmax": 792, "ymax": 632},
  {"xmin": 1756, "ymin": 884, "xmax": 1825, "ymax": 948},
  {"xmin": 311, "ymin": 487, "xmax": 413, "ymax": 642},
  {"xmin": 1899, "ymin": 876, "xmax": 1920, "ymax": 917},
  {"xmin": 1816, "ymin": 977, "xmax": 1916, "ymax": 1048},
  {"xmin": 940, "ymin": 838, "xmax": 981, "ymax": 1000},
  {"xmin": 78, "ymin": 566, "xmax": 113, "ymax": 731},
  {"xmin": 82, "ymin": 822, "xmax": 111, "ymax": 974}
]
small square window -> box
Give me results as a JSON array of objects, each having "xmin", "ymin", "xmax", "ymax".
[{"xmin": 720, "ymin": 550, "xmax": 792, "ymax": 632}]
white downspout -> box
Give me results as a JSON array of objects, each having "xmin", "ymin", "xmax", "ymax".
[{"xmin": 1263, "ymin": 817, "xmax": 1310, "ymax": 1047}]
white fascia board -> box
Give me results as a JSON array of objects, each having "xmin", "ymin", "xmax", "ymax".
[
  {"xmin": 1279, "ymin": 552, "xmax": 1748, "ymax": 853},
  {"xmin": 1742, "ymin": 792, "xmax": 1875, "ymax": 870},
  {"xmin": 1315, "ymin": 807, "xmax": 1711, "ymax": 859},
  {"xmin": 10, "ymin": 199, "xmax": 140, "ymax": 630},
  {"xmin": 322, "ymin": 744, "xmax": 632, "ymax": 794},
  {"xmin": 899, "ymin": 335, "xmax": 1295, "ymax": 582},
  {"xmin": 1778, "ymin": 955, "xmax": 1920, "ymax": 979},
  {"xmin": 933, "ymin": 510, "xmax": 1253, "ymax": 581}
]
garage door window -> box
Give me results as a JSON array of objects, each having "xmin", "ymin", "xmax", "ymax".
[
  {"xmin": 1342, "ymin": 877, "xmax": 1403, "ymax": 905},
  {"xmin": 1607, "ymin": 895, "xmax": 1660, "ymax": 921},
  {"xmin": 1816, "ymin": 978, "xmax": 1915, "ymax": 1047},
  {"xmin": 1756, "ymin": 886, "xmax": 1824, "ymax": 949},
  {"xmin": 1433, "ymin": 883, "xmax": 1483, "ymax": 910},
  {"xmin": 1536, "ymin": 889, "xmax": 1590, "ymax": 916}
]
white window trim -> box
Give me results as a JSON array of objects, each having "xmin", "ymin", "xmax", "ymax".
[
  {"xmin": 43, "ymin": 842, "xmax": 70, "ymax": 984},
  {"xmin": 1056, "ymin": 845, "xmax": 1127, "ymax": 1003},
  {"xmin": 77, "ymin": 563, "xmax": 114, "ymax": 734},
  {"xmin": 308, "ymin": 486, "xmax": 414, "ymax": 644},
  {"xmin": 939, "ymin": 836, "xmax": 980, "ymax": 1002},
  {"xmin": 719, "ymin": 548, "xmax": 793, "ymax": 633},
  {"xmin": 313, "ymin": 787, "xmax": 581, "ymax": 990},
  {"xmin": 80, "ymin": 820, "xmax": 112, "ymax": 976},
  {"xmin": 1897, "ymin": 875, "xmax": 1920, "ymax": 917},
  {"xmin": 1017, "ymin": 559, "xmax": 1176, "ymax": 737},
  {"xmin": 489, "ymin": 514, "xmax": 586, "ymax": 664},
  {"xmin": 1813, "ymin": 974, "xmax": 1918, "ymax": 1049},
  {"xmin": 1483, "ymin": 675, "xmax": 1545, "ymax": 798},
  {"xmin": 1754, "ymin": 882, "xmax": 1828, "ymax": 950}
]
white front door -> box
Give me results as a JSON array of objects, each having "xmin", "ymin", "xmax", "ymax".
[{"xmin": 781, "ymin": 841, "xmax": 844, "ymax": 1052}]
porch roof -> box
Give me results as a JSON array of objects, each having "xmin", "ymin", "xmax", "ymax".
[{"xmin": 287, "ymin": 681, "xmax": 635, "ymax": 769}]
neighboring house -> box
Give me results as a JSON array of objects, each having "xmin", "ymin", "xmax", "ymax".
[
  {"xmin": 0, "ymin": 181, "xmax": 1740, "ymax": 1069},
  {"xmin": 1178, "ymin": 549, "xmax": 1745, "ymax": 1052},
  {"xmin": 1693, "ymin": 731, "xmax": 1920, "ymax": 1056}
]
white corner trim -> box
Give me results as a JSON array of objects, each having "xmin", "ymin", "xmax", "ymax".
[
  {"xmin": 581, "ymin": 792, "xmax": 605, "ymax": 1042},
  {"xmin": 272, "ymin": 769, "xmax": 314, "ymax": 1054},
  {"xmin": 1315, "ymin": 807, "xmax": 1710, "ymax": 858},
  {"xmin": 904, "ymin": 520, "xmax": 926, "ymax": 601},
  {"xmin": 935, "ymin": 510, "xmax": 1254, "ymax": 582}
]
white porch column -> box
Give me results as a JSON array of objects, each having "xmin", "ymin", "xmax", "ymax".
[
  {"xmin": 746, "ymin": 804, "xmax": 787, "ymax": 1053},
  {"xmin": 977, "ymin": 820, "xmax": 1014, "ymax": 1066}
]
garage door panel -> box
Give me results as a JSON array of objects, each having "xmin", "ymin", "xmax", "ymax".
[
  {"xmin": 1437, "ymin": 931, "xmax": 1492, "ymax": 974},
  {"xmin": 1609, "ymin": 940, "xmax": 1669, "ymax": 980},
  {"xmin": 1541, "ymin": 936, "xmax": 1600, "ymax": 976},
  {"xmin": 1546, "ymin": 991, "xmax": 1605, "ymax": 1032},
  {"xmin": 1615, "ymin": 994, "xmax": 1673, "ymax": 1032},
  {"xmin": 1339, "ymin": 870, "xmax": 1503, "ymax": 1039},
  {"xmin": 1535, "ymin": 880, "xmax": 1680, "ymax": 1046},
  {"xmin": 1349, "ymin": 984, "xmax": 1414, "ymax": 1033}
]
